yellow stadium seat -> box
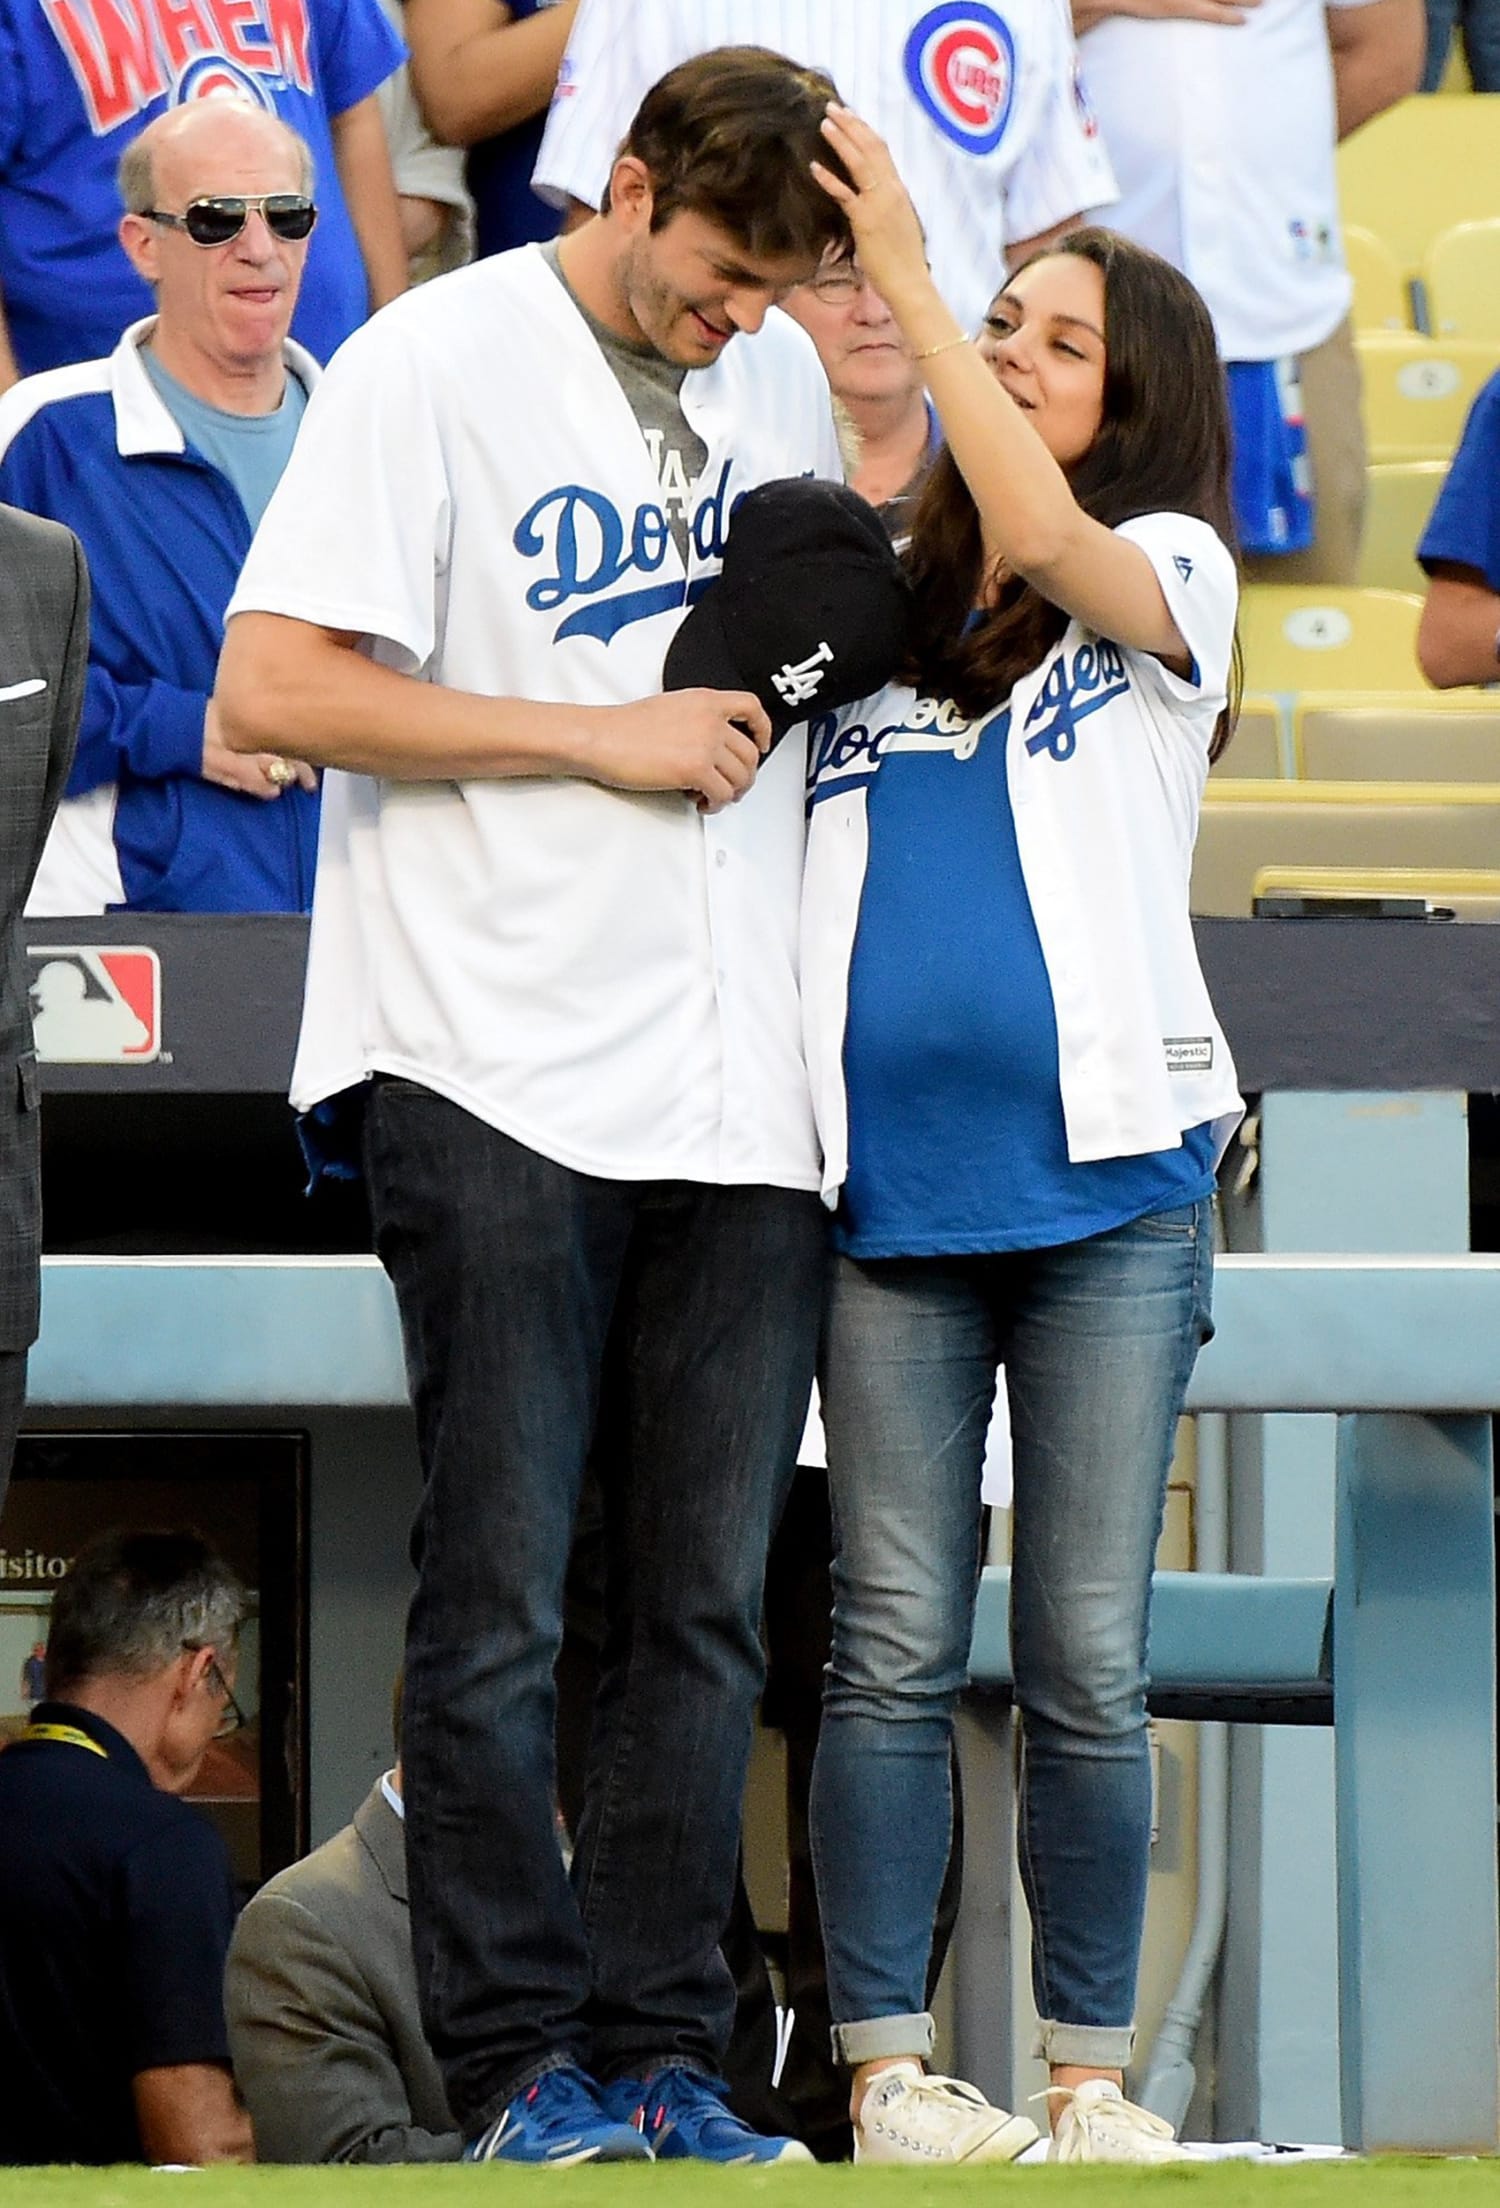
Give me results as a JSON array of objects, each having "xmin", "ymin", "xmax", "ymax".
[
  {"xmin": 1356, "ymin": 461, "xmax": 1447, "ymax": 591},
  {"xmin": 1337, "ymin": 94, "xmax": 1500, "ymax": 275},
  {"xmin": 1426, "ymin": 219, "xmax": 1500, "ymax": 342},
  {"xmin": 1252, "ymin": 867, "xmax": 1500, "ymax": 919},
  {"xmin": 1238, "ymin": 585, "xmax": 1425, "ymax": 693},
  {"xmin": 1191, "ymin": 780, "xmax": 1500, "ymax": 915},
  {"xmin": 1344, "ymin": 224, "xmax": 1411, "ymax": 332},
  {"xmin": 1214, "ymin": 693, "xmax": 1285, "ymax": 778},
  {"xmin": 1294, "ymin": 691, "xmax": 1500, "ymax": 779},
  {"xmin": 1357, "ymin": 333, "xmax": 1500, "ymax": 462}
]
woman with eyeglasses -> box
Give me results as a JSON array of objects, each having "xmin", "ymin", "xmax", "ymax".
[{"xmin": 798, "ymin": 109, "xmax": 1243, "ymax": 2166}]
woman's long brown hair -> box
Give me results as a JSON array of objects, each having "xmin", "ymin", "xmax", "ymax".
[{"xmin": 902, "ymin": 227, "xmax": 1241, "ymax": 760}]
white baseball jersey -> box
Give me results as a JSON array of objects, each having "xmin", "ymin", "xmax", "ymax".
[
  {"xmin": 802, "ymin": 512, "xmax": 1244, "ymax": 1192},
  {"xmin": 534, "ymin": 0, "xmax": 1117, "ymax": 338},
  {"xmin": 228, "ymin": 246, "xmax": 844, "ymax": 1187},
  {"xmin": 1079, "ymin": 0, "xmax": 1377, "ymax": 362}
]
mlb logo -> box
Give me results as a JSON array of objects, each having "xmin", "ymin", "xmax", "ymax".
[
  {"xmin": 25, "ymin": 947, "xmax": 162, "ymax": 1065},
  {"xmin": 905, "ymin": 3, "xmax": 1016, "ymax": 156}
]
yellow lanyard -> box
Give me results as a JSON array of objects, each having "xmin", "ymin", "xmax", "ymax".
[{"xmin": 19, "ymin": 1722, "xmax": 108, "ymax": 1758}]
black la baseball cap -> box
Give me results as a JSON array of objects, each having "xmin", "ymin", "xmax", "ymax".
[{"xmin": 663, "ymin": 476, "xmax": 913, "ymax": 747}]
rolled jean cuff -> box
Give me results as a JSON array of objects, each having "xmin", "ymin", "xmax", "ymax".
[
  {"xmin": 831, "ymin": 2012, "xmax": 935, "ymax": 2067},
  {"xmin": 1032, "ymin": 2018, "xmax": 1136, "ymax": 2068}
]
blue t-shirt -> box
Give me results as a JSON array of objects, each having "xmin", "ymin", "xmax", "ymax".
[
  {"xmin": 0, "ymin": 0, "xmax": 405, "ymax": 376},
  {"xmin": 837, "ymin": 698, "xmax": 1216, "ymax": 1259},
  {"xmin": 467, "ymin": 0, "xmax": 562, "ymax": 259},
  {"xmin": 142, "ymin": 349, "xmax": 308, "ymax": 529},
  {"xmin": 1418, "ymin": 367, "xmax": 1500, "ymax": 591}
]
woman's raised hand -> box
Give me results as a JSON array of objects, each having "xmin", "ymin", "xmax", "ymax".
[{"xmin": 811, "ymin": 103, "xmax": 933, "ymax": 312}]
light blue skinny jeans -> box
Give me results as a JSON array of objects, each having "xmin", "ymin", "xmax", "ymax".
[{"xmin": 809, "ymin": 1199, "xmax": 1215, "ymax": 2071}]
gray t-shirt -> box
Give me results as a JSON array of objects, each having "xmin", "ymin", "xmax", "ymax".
[
  {"xmin": 541, "ymin": 238, "xmax": 707, "ymax": 561},
  {"xmin": 142, "ymin": 348, "xmax": 308, "ymax": 530}
]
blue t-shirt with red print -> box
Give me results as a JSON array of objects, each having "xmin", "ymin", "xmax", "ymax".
[{"xmin": 0, "ymin": 0, "xmax": 404, "ymax": 375}]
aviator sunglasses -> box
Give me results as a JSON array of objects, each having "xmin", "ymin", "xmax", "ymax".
[{"xmin": 143, "ymin": 193, "xmax": 318, "ymax": 247}]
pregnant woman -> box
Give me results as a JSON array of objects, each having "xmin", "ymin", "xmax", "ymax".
[{"xmin": 801, "ymin": 107, "xmax": 1243, "ymax": 2166}]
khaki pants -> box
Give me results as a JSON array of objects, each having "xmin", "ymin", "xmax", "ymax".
[{"xmin": 1242, "ymin": 317, "xmax": 1365, "ymax": 587}]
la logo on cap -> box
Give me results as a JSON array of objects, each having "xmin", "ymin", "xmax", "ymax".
[
  {"xmin": 771, "ymin": 643, "xmax": 835, "ymax": 711},
  {"xmin": 663, "ymin": 479, "xmax": 912, "ymax": 749}
]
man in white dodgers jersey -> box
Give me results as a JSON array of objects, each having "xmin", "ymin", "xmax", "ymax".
[
  {"xmin": 217, "ymin": 47, "xmax": 851, "ymax": 2171},
  {"xmin": 534, "ymin": 0, "xmax": 1117, "ymax": 339}
]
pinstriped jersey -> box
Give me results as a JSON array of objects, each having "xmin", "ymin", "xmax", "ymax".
[{"xmin": 533, "ymin": 0, "xmax": 1116, "ymax": 338}]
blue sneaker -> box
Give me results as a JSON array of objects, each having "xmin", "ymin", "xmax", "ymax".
[
  {"xmin": 607, "ymin": 2066, "xmax": 814, "ymax": 2164},
  {"xmin": 468, "ymin": 2063, "xmax": 654, "ymax": 2164}
]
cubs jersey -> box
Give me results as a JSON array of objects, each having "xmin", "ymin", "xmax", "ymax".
[
  {"xmin": 228, "ymin": 247, "xmax": 845, "ymax": 1187},
  {"xmin": 0, "ymin": 0, "xmax": 404, "ymax": 376},
  {"xmin": 533, "ymin": 0, "xmax": 1117, "ymax": 338},
  {"xmin": 1078, "ymin": 0, "xmax": 1376, "ymax": 361}
]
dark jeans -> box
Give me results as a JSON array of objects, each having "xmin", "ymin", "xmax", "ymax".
[
  {"xmin": 1423, "ymin": 0, "xmax": 1500, "ymax": 87},
  {"xmin": 559, "ymin": 1460, "xmax": 967, "ymax": 2160},
  {"xmin": 363, "ymin": 1079, "xmax": 824, "ymax": 2134}
]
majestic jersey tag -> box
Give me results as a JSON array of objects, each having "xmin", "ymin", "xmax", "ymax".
[{"xmin": 1164, "ymin": 1036, "xmax": 1214, "ymax": 1073}]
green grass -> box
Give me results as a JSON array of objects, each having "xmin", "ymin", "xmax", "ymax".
[{"xmin": 0, "ymin": 2163, "xmax": 1495, "ymax": 2208}]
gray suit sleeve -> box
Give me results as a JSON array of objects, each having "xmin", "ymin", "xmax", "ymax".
[
  {"xmin": 35, "ymin": 529, "xmax": 87, "ymax": 873},
  {"xmin": 225, "ymin": 1890, "xmax": 463, "ymax": 2164}
]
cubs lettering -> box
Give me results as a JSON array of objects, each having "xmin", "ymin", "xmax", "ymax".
[
  {"xmin": 514, "ymin": 460, "xmax": 740, "ymax": 645},
  {"xmin": 41, "ymin": 0, "xmax": 313, "ymax": 137},
  {"xmin": 1022, "ymin": 641, "xmax": 1129, "ymax": 762}
]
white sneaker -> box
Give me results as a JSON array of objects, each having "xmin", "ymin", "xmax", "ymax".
[
  {"xmin": 1046, "ymin": 2077, "xmax": 1190, "ymax": 2162},
  {"xmin": 855, "ymin": 2062, "xmax": 1040, "ymax": 2165}
]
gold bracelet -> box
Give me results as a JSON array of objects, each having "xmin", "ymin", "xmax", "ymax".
[{"xmin": 913, "ymin": 334, "xmax": 969, "ymax": 362}]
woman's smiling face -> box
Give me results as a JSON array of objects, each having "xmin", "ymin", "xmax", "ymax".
[{"xmin": 977, "ymin": 253, "xmax": 1108, "ymax": 471}]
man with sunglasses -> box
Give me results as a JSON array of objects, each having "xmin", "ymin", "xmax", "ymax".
[
  {"xmin": 0, "ymin": 0, "xmax": 407, "ymax": 390},
  {"xmin": 0, "ymin": 1529, "xmax": 253, "ymax": 2166},
  {"xmin": 0, "ymin": 100, "xmax": 325, "ymax": 916}
]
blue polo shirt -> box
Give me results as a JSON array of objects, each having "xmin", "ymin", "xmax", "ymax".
[
  {"xmin": 1418, "ymin": 368, "xmax": 1500, "ymax": 591},
  {"xmin": 0, "ymin": 1702, "xmax": 237, "ymax": 2165}
]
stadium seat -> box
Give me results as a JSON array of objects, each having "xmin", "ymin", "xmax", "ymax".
[
  {"xmin": 1238, "ymin": 584, "xmax": 1425, "ymax": 693},
  {"xmin": 1344, "ymin": 224, "xmax": 1411, "ymax": 333},
  {"xmin": 1337, "ymin": 94, "xmax": 1500, "ymax": 276},
  {"xmin": 1251, "ymin": 865, "xmax": 1500, "ymax": 919},
  {"xmin": 1190, "ymin": 779, "xmax": 1500, "ymax": 915},
  {"xmin": 1294, "ymin": 691, "xmax": 1500, "ymax": 780},
  {"xmin": 1425, "ymin": 219, "xmax": 1500, "ymax": 342},
  {"xmin": 1356, "ymin": 333, "xmax": 1500, "ymax": 462},
  {"xmin": 1355, "ymin": 461, "xmax": 1447, "ymax": 592},
  {"xmin": 1214, "ymin": 692, "xmax": 1284, "ymax": 778}
]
